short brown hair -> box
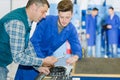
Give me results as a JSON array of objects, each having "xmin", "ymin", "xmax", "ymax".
[
  {"xmin": 92, "ymin": 7, "xmax": 98, "ymax": 11},
  {"xmin": 109, "ymin": 6, "xmax": 114, "ymax": 10},
  {"xmin": 57, "ymin": 0, "xmax": 73, "ymax": 12},
  {"xmin": 26, "ymin": 0, "xmax": 50, "ymax": 8}
]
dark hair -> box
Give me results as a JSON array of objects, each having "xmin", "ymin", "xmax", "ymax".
[
  {"xmin": 92, "ymin": 8, "xmax": 98, "ymax": 11},
  {"xmin": 26, "ymin": 0, "xmax": 50, "ymax": 8},
  {"xmin": 57, "ymin": 0, "xmax": 73, "ymax": 12},
  {"xmin": 109, "ymin": 6, "xmax": 114, "ymax": 10}
]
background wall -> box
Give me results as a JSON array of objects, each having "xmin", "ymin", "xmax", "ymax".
[{"xmin": 0, "ymin": 0, "xmax": 11, "ymax": 18}]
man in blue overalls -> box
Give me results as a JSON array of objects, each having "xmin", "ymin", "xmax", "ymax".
[
  {"xmin": 86, "ymin": 8, "xmax": 98, "ymax": 57},
  {"xmin": 105, "ymin": 7, "xmax": 120, "ymax": 58}
]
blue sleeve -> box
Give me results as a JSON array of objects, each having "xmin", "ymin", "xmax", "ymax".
[
  {"xmin": 30, "ymin": 20, "xmax": 46, "ymax": 58},
  {"xmin": 68, "ymin": 26, "xmax": 82, "ymax": 59},
  {"xmin": 113, "ymin": 15, "xmax": 120, "ymax": 28},
  {"xmin": 86, "ymin": 15, "xmax": 90, "ymax": 34}
]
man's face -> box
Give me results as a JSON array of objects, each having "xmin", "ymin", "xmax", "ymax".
[
  {"xmin": 33, "ymin": 4, "xmax": 48, "ymax": 22},
  {"xmin": 92, "ymin": 10, "xmax": 98, "ymax": 16},
  {"xmin": 108, "ymin": 9, "xmax": 114, "ymax": 15},
  {"xmin": 58, "ymin": 11, "xmax": 72, "ymax": 27}
]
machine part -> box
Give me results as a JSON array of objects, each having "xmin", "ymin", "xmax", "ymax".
[
  {"xmin": 35, "ymin": 73, "xmax": 46, "ymax": 80},
  {"xmin": 35, "ymin": 66, "xmax": 72, "ymax": 80},
  {"xmin": 50, "ymin": 66, "xmax": 72, "ymax": 80},
  {"xmin": 49, "ymin": 66, "xmax": 66, "ymax": 77}
]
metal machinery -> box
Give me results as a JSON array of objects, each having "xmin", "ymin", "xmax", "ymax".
[{"xmin": 35, "ymin": 66, "xmax": 72, "ymax": 80}]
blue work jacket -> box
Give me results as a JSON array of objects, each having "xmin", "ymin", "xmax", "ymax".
[
  {"xmin": 105, "ymin": 14, "xmax": 120, "ymax": 44},
  {"xmin": 31, "ymin": 15, "xmax": 82, "ymax": 58},
  {"xmin": 86, "ymin": 14, "xmax": 97, "ymax": 46}
]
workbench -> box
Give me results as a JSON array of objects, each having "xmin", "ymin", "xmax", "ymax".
[{"xmin": 72, "ymin": 58, "xmax": 120, "ymax": 80}]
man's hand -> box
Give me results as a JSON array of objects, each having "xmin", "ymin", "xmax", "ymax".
[
  {"xmin": 107, "ymin": 25, "xmax": 112, "ymax": 29},
  {"xmin": 66, "ymin": 55, "xmax": 79, "ymax": 65},
  {"xmin": 86, "ymin": 34, "xmax": 90, "ymax": 39},
  {"xmin": 38, "ymin": 67, "xmax": 50, "ymax": 75},
  {"xmin": 42, "ymin": 56, "xmax": 58, "ymax": 67}
]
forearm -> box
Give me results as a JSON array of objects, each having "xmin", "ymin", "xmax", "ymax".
[
  {"xmin": 5, "ymin": 20, "xmax": 43, "ymax": 66},
  {"xmin": 12, "ymin": 40, "xmax": 43, "ymax": 66}
]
